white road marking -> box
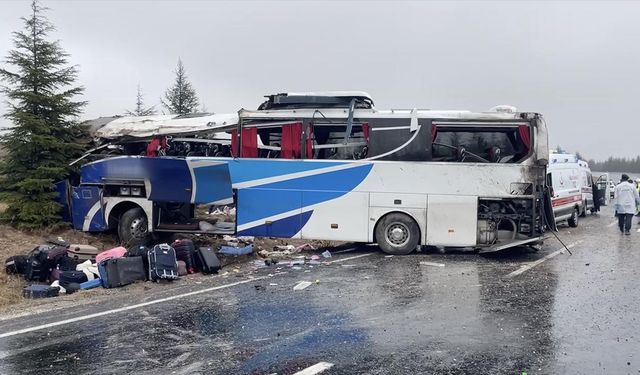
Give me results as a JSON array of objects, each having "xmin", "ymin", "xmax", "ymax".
[
  {"xmin": 419, "ymin": 261, "xmax": 445, "ymax": 267},
  {"xmin": 607, "ymin": 220, "xmax": 618, "ymax": 227},
  {"xmin": 0, "ymin": 252, "xmax": 375, "ymax": 339},
  {"xmin": 293, "ymin": 362, "xmax": 334, "ymax": 375},
  {"xmin": 505, "ymin": 241, "xmax": 580, "ymax": 279}
]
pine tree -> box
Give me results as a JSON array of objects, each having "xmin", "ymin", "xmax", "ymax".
[
  {"xmin": 0, "ymin": 1, "xmax": 87, "ymax": 229},
  {"xmin": 161, "ymin": 59, "xmax": 199, "ymax": 115},
  {"xmin": 125, "ymin": 83, "xmax": 155, "ymax": 116}
]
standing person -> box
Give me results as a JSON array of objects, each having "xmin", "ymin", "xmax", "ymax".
[{"xmin": 613, "ymin": 174, "xmax": 640, "ymax": 235}]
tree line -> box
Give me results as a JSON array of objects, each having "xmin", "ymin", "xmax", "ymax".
[
  {"xmin": 0, "ymin": 1, "xmax": 201, "ymax": 228},
  {"xmin": 586, "ymin": 156, "xmax": 640, "ymax": 173}
]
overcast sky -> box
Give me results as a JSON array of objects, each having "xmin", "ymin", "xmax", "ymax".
[{"xmin": 1, "ymin": 0, "xmax": 639, "ymax": 160}]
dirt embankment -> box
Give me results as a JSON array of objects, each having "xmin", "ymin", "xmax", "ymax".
[{"xmin": 0, "ymin": 225, "xmax": 118, "ymax": 307}]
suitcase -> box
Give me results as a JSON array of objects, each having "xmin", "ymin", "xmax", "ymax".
[
  {"xmin": 67, "ymin": 244, "xmax": 101, "ymax": 261},
  {"xmin": 98, "ymin": 256, "xmax": 146, "ymax": 288},
  {"xmin": 172, "ymin": 239, "xmax": 195, "ymax": 272},
  {"xmin": 23, "ymin": 284, "xmax": 60, "ymax": 299},
  {"xmin": 195, "ymin": 247, "xmax": 221, "ymax": 274},
  {"xmin": 50, "ymin": 268, "xmax": 63, "ymax": 282},
  {"xmin": 56, "ymin": 256, "xmax": 79, "ymax": 271},
  {"xmin": 61, "ymin": 282, "xmax": 81, "ymax": 294},
  {"xmin": 177, "ymin": 260, "xmax": 188, "ymax": 276},
  {"xmin": 5, "ymin": 255, "xmax": 27, "ymax": 275},
  {"xmin": 148, "ymin": 244, "xmax": 179, "ymax": 281},
  {"xmin": 59, "ymin": 270, "xmax": 88, "ymax": 284},
  {"xmin": 95, "ymin": 246, "xmax": 127, "ymax": 264}
]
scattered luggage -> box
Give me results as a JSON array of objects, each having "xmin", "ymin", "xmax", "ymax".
[
  {"xmin": 56, "ymin": 256, "xmax": 79, "ymax": 271},
  {"xmin": 177, "ymin": 260, "xmax": 188, "ymax": 276},
  {"xmin": 61, "ymin": 282, "xmax": 81, "ymax": 294},
  {"xmin": 5, "ymin": 255, "xmax": 27, "ymax": 275},
  {"xmin": 80, "ymin": 278, "xmax": 102, "ymax": 290},
  {"xmin": 24, "ymin": 245, "xmax": 66, "ymax": 282},
  {"xmin": 67, "ymin": 244, "xmax": 101, "ymax": 262},
  {"xmin": 195, "ymin": 247, "xmax": 221, "ymax": 274},
  {"xmin": 49, "ymin": 268, "xmax": 63, "ymax": 282},
  {"xmin": 23, "ymin": 284, "xmax": 60, "ymax": 299},
  {"xmin": 172, "ymin": 239, "xmax": 196, "ymax": 273},
  {"xmin": 148, "ymin": 243, "xmax": 179, "ymax": 281},
  {"xmin": 219, "ymin": 244, "xmax": 253, "ymax": 255},
  {"xmin": 126, "ymin": 245, "xmax": 150, "ymax": 273},
  {"xmin": 59, "ymin": 270, "xmax": 89, "ymax": 285},
  {"xmin": 95, "ymin": 246, "xmax": 127, "ymax": 264},
  {"xmin": 98, "ymin": 256, "xmax": 146, "ymax": 288}
]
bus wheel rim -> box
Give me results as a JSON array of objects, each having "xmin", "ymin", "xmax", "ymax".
[
  {"xmin": 386, "ymin": 222, "xmax": 410, "ymax": 247},
  {"xmin": 130, "ymin": 217, "xmax": 148, "ymax": 238}
]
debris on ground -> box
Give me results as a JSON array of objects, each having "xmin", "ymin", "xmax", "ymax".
[
  {"xmin": 293, "ymin": 281, "xmax": 312, "ymax": 291},
  {"xmin": 419, "ymin": 261, "xmax": 446, "ymax": 267},
  {"xmin": 219, "ymin": 244, "xmax": 253, "ymax": 255},
  {"xmin": 322, "ymin": 250, "xmax": 332, "ymax": 258}
]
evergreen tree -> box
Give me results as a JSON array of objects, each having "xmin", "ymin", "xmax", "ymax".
[
  {"xmin": 125, "ymin": 83, "xmax": 155, "ymax": 116},
  {"xmin": 0, "ymin": 1, "xmax": 87, "ymax": 229},
  {"xmin": 161, "ymin": 59, "xmax": 199, "ymax": 115}
]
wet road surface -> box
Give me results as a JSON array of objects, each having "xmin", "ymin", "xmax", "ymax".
[{"xmin": 1, "ymin": 205, "xmax": 639, "ymax": 374}]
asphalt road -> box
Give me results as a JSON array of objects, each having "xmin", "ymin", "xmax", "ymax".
[{"xmin": 1, "ymin": 204, "xmax": 639, "ymax": 374}]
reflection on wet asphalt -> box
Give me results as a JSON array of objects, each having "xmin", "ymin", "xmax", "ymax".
[{"xmin": 1, "ymin": 205, "xmax": 639, "ymax": 374}]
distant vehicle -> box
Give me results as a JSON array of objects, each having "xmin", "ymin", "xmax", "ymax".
[
  {"xmin": 547, "ymin": 153, "xmax": 607, "ymax": 226},
  {"xmin": 595, "ymin": 172, "xmax": 611, "ymax": 206}
]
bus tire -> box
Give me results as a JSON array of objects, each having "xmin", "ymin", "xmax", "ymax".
[
  {"xmin": 568, "ymin": 207, "xmax": 579, "ymax": 228},
  {"xmin": 118, "ymin": 207, "xmax": 150, "ymax": 247},
  {"xmin": 375, "ymin": 213, "xmax": 420, "ymax": 255}
]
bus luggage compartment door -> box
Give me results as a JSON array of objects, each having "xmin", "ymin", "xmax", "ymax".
[
  {"xmin": 236, "ymin": 188, "xmax": 303, "ymax": 238},
  {"xmin": 71, "ymin": 186, "xmax": 107, "ymax": 231},
  {"xmin": 426, "ymin": 195, "xmax": 477, "ymax": 247}
]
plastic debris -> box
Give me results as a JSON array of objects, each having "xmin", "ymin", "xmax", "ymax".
[
  {"xmin": 295, "ymin": 243, "xmax": 316, "ymax": 252},
  {"xmin": 289, "ymin": 259, "xmax": 305, "ymax": 266},
  {"xmin": 199, "ymin": 221, "xmax": 216, "ymax": 231},
  {"xmin": 322, "ymin": 250, "xmax": 332, "ymax": 258},
  {"xmin": 419, "ymin": 261, "xmax": 445, "ymax": 267},
  {"xmin": 310, "ymin": 255, "xmax": 321, "ymax": 261},
  {"xmin": 293, "ymin": 281, "xmax": 312, "ymax": 290},
  {"xmin": 219, "ymin": 244, "xmax": 253, "ymax": 255}
]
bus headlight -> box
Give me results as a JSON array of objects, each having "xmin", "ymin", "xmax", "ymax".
[
  {"xmin": 119, "ymin": 187, "xmax": 131, "ymax": 196},
  {"xmin": 131, "ymin": 187, "xmax": 142, "ymax": 196}
]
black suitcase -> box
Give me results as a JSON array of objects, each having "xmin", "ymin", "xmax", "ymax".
[
  {"xmin": 148, "ymin": 244, "xmax": 179, "ymax": 281},
  {"xmin": 126, "ymin": 245, "xmax": 150, "ymax": 272},
  {"xmin": 23, "ymin": 284, "xmax": 60, "ymax": 299},
  {"xmin": 172, "ymin": 239, "xmax": 195, "ymax": 272},
  {"xmin": 98, "ymin": 256, "xmax": 147, "ymax": 288},
  {"xmin": 195, "ymin": 247, "xmax": 221, "ymax": 274},
  {"xmin": 5, "ymin": 255, "xmax": 27, "ymax": 275},
  {"xmin": 59, "ymin": 270, "xmax": 88, "ymax": 284},
  {"xmin": 56, "ymin": 256, "xmax": 79, "ymax": 272}
]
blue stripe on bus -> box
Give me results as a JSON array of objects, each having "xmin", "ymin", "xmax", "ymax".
[
  {"xmin": 236, "ymin": 164, "xmax": 372, "ymax": 225},
  {"xmin": 223, "ymin": 159, "xmax": 348, "ymax": 184},
  {"xmin": 237, "ymin": 210, "xmax": 313, "ymax": 238}
]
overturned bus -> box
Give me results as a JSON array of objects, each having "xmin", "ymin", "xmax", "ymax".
[{"xmin": 58, "ymin": 91, "xmax": 554, "ymax": 255}]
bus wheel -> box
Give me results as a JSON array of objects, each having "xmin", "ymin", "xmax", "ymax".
[
  {"xmin": 568, "ymin": 207, "xmax": 579, "ymax": 228},
  {"xmin": 119, "ymin": 207, "xmax": 150, "ymax": 247},
  {"xmin": 375, "ymin": 213, "xmax": 420, "ymax": 255}
]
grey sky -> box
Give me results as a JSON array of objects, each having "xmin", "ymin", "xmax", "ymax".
[{"xmin": 1, "ymin": 0, "xmax": 639, "ymax": 161}]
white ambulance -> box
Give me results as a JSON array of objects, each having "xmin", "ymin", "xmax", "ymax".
[{"xmin": 547, "ymin": 153, "xmax": 593, "ymax": 227}]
